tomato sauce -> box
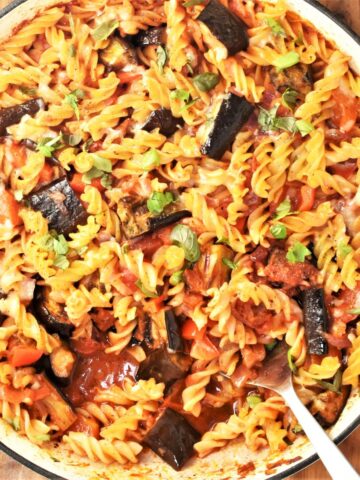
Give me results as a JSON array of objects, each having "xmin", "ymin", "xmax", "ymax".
[{"xmin": 63, "ymin": 349, "xmax": 138, "ymax": 406}]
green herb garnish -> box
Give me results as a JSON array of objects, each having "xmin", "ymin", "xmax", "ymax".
[
  {"xmin": 273, "ymin": 52, "xmax": 300, "ymax": 71},
  {"xmin": 193, "ymin": 72, "xmax": 220, "ymax": 92},
  {"xmin": 282, "ymin": 88, "xmax": 298, "ymax": 110},
  {"xmin": 265, "ymin": 17, "xmax": 286, "ymax": 37},
  {"xmin": 317, "ymin": 369, "xmax": 342, "ymax": 393},
  {"xmin": 348, "ymin": 308, "xmax": 360, "ymax": 315},
  {"xmin": 273, "ymin": 199, "xmax": 292, "ymax": 220},
  {"xmin": 292, "ymin": 424, "xmax": 303, "ymax": 434},
  {"xmin": 270, "ymin": 223, "xmax": 287, "ymax": 239},
  {"xmin": 140, "ymin": 148, "xmax": 161, "ymax": 171},
  {"xmin": 287, "ymin": 350, "xmax": 298, "ymax": 373},
  {"xmin": 36, "ymin": 135, "xmax": 63, "ymax": 157},
  {"xmin": 92, "ymin": 19, "xmax": 119, "ymax": 41},
  {"xmin": 286, "ymin": 242, "xmax": 311, "ymax": 263},
  {"xmin": 82, "ymin": 167, "xmax": 103, "ymax": 184},
  {"xmin": 100, "ymin": 174, "xmax": 112, "ymax": 189},
  {"xmin": 147, "ymin": 191, "xmax": 175, "ymax": 215},
  {"xmin": 156, "ymin": 45, "xmax": 167, "ymax": 73},
  {"xmin": 265, "ymin": 340, "xmax": 278, "ymax": 351},
  {"xmin": 170, "ymin": 89, "xmax": 190, "ymax": 102},
  {"xmin": 169, "ymin": 270, "xmax": 184, "ymax": 286},
  {"xmin": 135, "ymin": 280, "xmax": 158, "ymax": 298},
  {"xmin": 92, "ymin": 154, "xmax": 112, "ymax": 173},
  {"xmin": 170, "ymin": 224, "xmax": 201, "ymax": 263},
  {"xmin": 62, "ymin": 133, "xmax": 82, "ymax": 147},
  {"xmin": 295, "ymin": 119, "xmax": 314, "ymax": 137},
  {"xmin": 222, "ymin": 257, "xmax": 237, "ymax": 270},
  {"xmin": 337, "ymin": 241, "xmax": 353, "ymax": 259},
  {"xmin": 246, "ymin": 394, "xmax": 262, "ymax": 408},
  {"xmin": 18, "ymin": 86, "xmax": 37, "ymax": 96},
  {"xmin": 65, "ymin": 88, "xmax": 85, "ymax": 120}
]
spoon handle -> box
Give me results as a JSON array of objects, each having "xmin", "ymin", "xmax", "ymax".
[{"xmin": 282, "ymin": 385, "xmax": 359, "ymax": 480}]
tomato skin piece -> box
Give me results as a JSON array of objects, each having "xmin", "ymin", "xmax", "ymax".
[
  {"xmin": 332, "ymin": 88, "xmax": 357, "ymax": 132},
  {"xmin": 70, "ymin": 173, "xmax": 105, "ymax": 194},
  {"xmin": 298, "ymin": 185, "xmax": 315, "ymax": 212},
  {"xmin": 117, "ymin": 71, "xmax": 142, "ymax": 83},
  {"xmin": 0, "ymin": 190, "xmax": 21, "ymax": 226},
  {"xmin": 181, "ymin": 319, "xmax": 206, "ymax": 340},
  {"xmin": 8, "ymin": 346, "xmax": 43, "ymax": 367},
  {"xmin": 0, "ymin": 382, "xmax": 50, "ymax": 403},
  {"xmin": 119, "ymin": 268, "xmax": 138, "ymax": 293},
  {"xmin": 38, "ymin": 163, "xmax": 53, "ymax": 184},
  {"xmin": 190, "ymin": 336, "xmax": 219, "ymax": 361}
]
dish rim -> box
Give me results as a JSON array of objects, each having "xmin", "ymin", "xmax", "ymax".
[{"xmin": 0, "ymin": 0, "xmax": 359, "ymax": 478}]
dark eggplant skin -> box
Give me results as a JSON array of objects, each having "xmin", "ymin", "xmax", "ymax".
[
  {"xmin": 40, "ymin": 375, "xmax": 77, "ymax": 431},
  {"xmin": 269, "ymin": 64, "xmax": 313, "ymax": 96},
  {"xmin": 0, "ymin": 290, "xmax": 6, "ymax": 325},
  {"xmin": 148, "ymin": 210, "xmax": 191, "ymax": 233},
  {"xmin": 100, "ymin": 38, "xmax": 138, "ymax": 70},
  {"xmin": 137, "ymin": 348, "xmax": 192, "ymax": 386},
  {"xmin": 197, "ymin": 0, "xmax": 249, "ymax": 56},
  {"xmin": 143, "ymin": 408, "xmax": 200, "ymax": 470},
  {"xmin": 133, "ymin": 313, "xmax": 153, "ymax": 348},
  {"xmin": 133, "ymin": 26, "xmax": 166, "ymax": 47},
  {"xmin": 142, "ymin": 108, "xmax": 184, "ymax": 137},
  {"xmin": 33, "ymin": 286, "xmax": 74, "ymax": 338},
  {"xmin": 26, "ymin": 176, "xmax": 87, "ymax": 236},
  {"xmin": 311, "ymin": 385, "xmax": 350, "ymax": 427},
  {"xmin": 201, "ymin": 94, "xmax": 254, "ymax": 160},
  {"xmin": 165, "ymin": 310, "xmax": 184, "ymax": 353},
  {"xmin": 0, "ymin": 98, "xmax": 45, "ymax": 136},
  {"xmin": 301, "ymin": 288, "xmax": 329, "ymax": 355}
]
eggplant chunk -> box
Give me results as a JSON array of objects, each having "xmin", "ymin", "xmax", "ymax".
[
  {"xmin": 301, "ymin": 288, "xmax": 329, "ymax": 355},
  {"xmin": 269, "ymin": 64, "xmax": 313, "ymax": 96},
  {"xmin": 119, "ymin": 196, "xmax": 191, "ymax": 239},
  {"xmin": 142, "ymin": 108, "xmax": 184, "ymax": 137},
  {"xmin": 50, "ymin": 345, "xmax": 76, "ymax": 386},
  {"xmin": 34, "ymin": 287, "xmax": 74, "ymax": 338},
  {"xmin": 133, "ymin": 26, "xmax": 166, "ymax": 47},
  {"xmin": 165, "ymin": 310, "xmax": 184, "ymax": 353},
  {"xmin": 197, "ymin": 0, "xmax": 248, "ymax": 56},
  {"xmin": 310, "ymin": 386, "xmax": 350, "ymax": 427},
  {"xmin": 198, "ymin": 244, "xmax": 234, "ymax": 289},
  {"xmin": 137, "ymin": 348, "xmax": 191, "ymax": 386},
  {"xmin": 100, "ymin": 38, "xmax": 138, "ymax": 70},
  {"xmin": 40, "ymin": 376, "xmax": 77, "ymax": 431},
  {"xmin": 0, "ymin": 290, "xmax": 6, "ymax": 325},
  {"xmin": 144, "ymin": 408, "xmax": 200, "ymax": 470},
  {"xmin": 133, "ymin": 313, "xmax": 153, "ymax": 348},
  {"xmin": 27, "ymin": 176, "xmax": 87, "ymax": 236},
  {"xmin": 201, "ymin": 94, "xmax": 254, "ymax": 160},
  {"xmin": 0, "ymin": 98, "xmax": 45, "ymax": 136}
]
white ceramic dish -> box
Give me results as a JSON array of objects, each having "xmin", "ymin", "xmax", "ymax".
[{"xmin": 0, "ymin": 1, "xmax": 359, "ymax": 478}]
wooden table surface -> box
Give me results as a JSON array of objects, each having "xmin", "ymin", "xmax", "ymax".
[{"xmin": 0, "ymin": 0, "xmax": 359, "ymax": 479}]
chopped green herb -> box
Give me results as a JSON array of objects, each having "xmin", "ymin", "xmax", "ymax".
[
  {"xmin": 62, "ymin": 133, "xmax": 82, "ymax": 147},
  {"xmin": 273, "ymin": 52, "xmax": 300, "ymax": 71},
  {"xmin": 317, "ymin": 379, "xmax": 340, "ymax": 393},
  {"xmin": 53, "ymin": 234, "xmax": 69, "ymax": 256},
  {"xmin": 282, "ymin": 88, "xmax": 298, "ymax": 110},
  {"xmin": 265, "ymin": 17, "xmax": 286, "ymax": 36},
  {"xmin": 18, "ymin": 85, "xmax": 37, "ymax": 96},
  {"xmin": 82, "ymin": 167, "xmax": 103, "ymax": 184},
  {"xmin": 33, "ymin": 434, "xmax": 51, "ymax": 443},
  {"xmin": 135, "ymin": 280, "xmax": 158, "ymax": 298},
  {"xmin": 14, "ymin": 191, "xmax": 23, "ymax": 201},
  {"xmin": 180, "ymin": 97, "xmax": 199, "ymax": 112},
  {"xmin": 147, "ymin": 191, "xmax": 175, "ymax": 215},
  {"xmin": 141, "ymin": 148, "xmax": 161, "ymax": 171},
  {"xmin": 273, "ymin": 199, "xmax": 292, "ymax": 220},
  {"xmin": 348, "ymin": 308, "xmax": 360, "ymax": 315},
  {"xmin": 183, "ymin": 0, "xmax": 205, "ymax": 6},
  {"xmin": 169, "ymin": 270, "xmax": 184, "ymax": 286},
  {"xmin": 270, "ymin": 223, "xmax": 287, "ymax": 239},
  {"xmin": 246, "ymin": 394, "xmax": 262, "ymax": 408},
  {"xmin": 92, "ymin": 19, "xmax": 119, "ymax": 41},
  {"xmin": 65, "ymin": 89, "xmax": 85, "ymax": 120},
  {"xmin": 287, "ymin": 349, "xmax": 298, "ymax": 373},
  {"xmin": 222, "ymin": 257, "xmax": 237, "ymax": 270},
  {"xmin": 156, "ymin": 45, "xmax": 167, "ymax": 73},
  {"xmin": 292, "ymin": 424, "xmax": 303, "ymax": 434},
  {"xmin": 337, "ymin": 241, "xmax": 353, "ymax": 259},
  {"xmin": 171, "ymin": 224, "xmax": 201, "ymax": 263},
  {"xmin": 53, "ymin": 255, "xmax": 70, "ymax": 270},
  {"xmin": 286, "ymin": 242, "xmax": 311, "ymax": 263},
  {"xmin": 39, "ymin": 232, "xmax": 70, "ymax": 269},
  {"xmin": 258, "ymin": 105, "xmax": 280, "ymax": 132},
  {"xmin": 275, "ymin": 115, "xmax": 297, "ymax": 133},
  {"xmin": 69, "ymin": 44, "xmax": 76, "ymax": 57},
  {"xmin": 193, "ymin": 72, "xmax": 220, "ymax": 92},
  {"xmin": 265, "ymin": 340, "xmax": 278, "ymax": 351},
  {"xmin": 36, "ymin": 135, "xmax": 63, "ymax": 157},
  {"xmin": 100, "ymin": 173, "xmax": 112, "ymax": 189},
  {"xmin": 170, "ymin": 89, "xmax": 190, "ymax": 102},
  {"xmin": 92, "ymin": 154, "xmax": 112, "ymax": 173},
  {"xmin": 295, "ymin": 119, "xmax": 314, "ymax": 137}
]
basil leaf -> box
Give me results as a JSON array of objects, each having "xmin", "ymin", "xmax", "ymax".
[
  {"xmin": 270, "ymin": 224, "xmax": 287, "ymax": 239},
  {"xmin": 36, "ymin": 135, "xmax": 63, "ymax": 157},
  {"xmin": 62, "ymin": 133, "xmax": 82, "ymax": 146},
  {"xmin": 295, "ymin": 119, "xmax": 314, "ymax": 137},
  {"xmin": 265, "ymin": 340, "xmax": 278, "ymax": 351},
  {"xmin": 292, "ymin": 424, "xmax": 303, "ymax": 434},
  {"xmin": 92, "ymin": 154, "xmax": 112, "ymax": 173},
  {"xmin": 348, "ymin": 308, "xmax": 360, "ymax": 315},
  {"xmin": 183, "ymin": 0, "xmax": 205, "ymax": 6},
  {"xmin": 246, "ymin": 394, "xmax": 262, "ymax": 408},
  {"xmin": 92, "ymin": 19, "xmax": 119, "ymax": 41},
  {"xmin": 287, "ymin": 350, "xmax": 298, "ymax": 373},
  {"xmin": 53, "ymin": 234, "xmax": 69, "ymax": 255},
  {"xmin": 135, "ymin": 280, "xmax": 158, "ymax": 298},
  {"xmin": 65, "ymin": 89, "xmax": 85, "ymax": 120},
  {"xmin": 53, "ymin": 255, "xmax": 70, "ymax": 270},
  {"xmin": 18, "ymin": 85, "xmax": 37, "ymax": 96},
  {"xmin": 258, "ymin": 105, "xmax": 279, "ymax": 131},
  {"xmin": 337, "ymin": 241, "xmax": 352, "ymax": 259},
  {"xmin": 193, "ymin": 72, "xmax": 220, "ymax": 92},
  {"xmin": 273, "ymin": 199, "xmax": 292, "ymax": 220},
  {"xmin": 180, "ymin": 97, "xmax": 199, "ymax": 112},
  {"xmin": 169, "ymin": 270, "xmax": 184, "ymax": 286},
  {"xmin": 82, "ymin": 167, "xmax": 103, "ymax": 184},
  {"xmin": 265, "ymin": 17, "xmax": 286, "ymax": 37},
  {"xmin": 170, "ymin": 89, "xmax": 190, "ymax": 102},
  {"xmin": 147, "ymin": 191, "xmax": 174, "ymax": 214},
  {"xmin": 141, "ymin": 148, "xmax": 161, "ymax": 171},
  {"xmin": 275, "ymin": 116, "xmax": 297, "ymax": 133},
  {"xmin": 273, "ymin": 52, "xmax": 300, "ymax": 71},
  {"xmin": 156, "ymin": 45, "xmax": 167, "ymax": 73},
  {"xmin": 317, "ymin": 379, "xmax": 341, "ymax": 393},
  {"xmin": 222, "ymin": 257, "xmax": 237, "ymax": 270},
  {"xmin": 282, "ymin": 88, "xmax": 298, "ymax": 110},
  {"xmin": 100, "ymin": 174, "xmax": 112, "ymax": 189},
  {"xmin": 170, "ymin": 224, "xmax": 200, "ymax": 263},
  {"xmin": 286, "ymin": 242, "xmax": 311, "ymax": 263}
]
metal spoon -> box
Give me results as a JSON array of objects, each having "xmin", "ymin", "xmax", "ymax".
[{"xmin": 247, "ymin": 341, "xmax": 359, "ymax": 480}]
